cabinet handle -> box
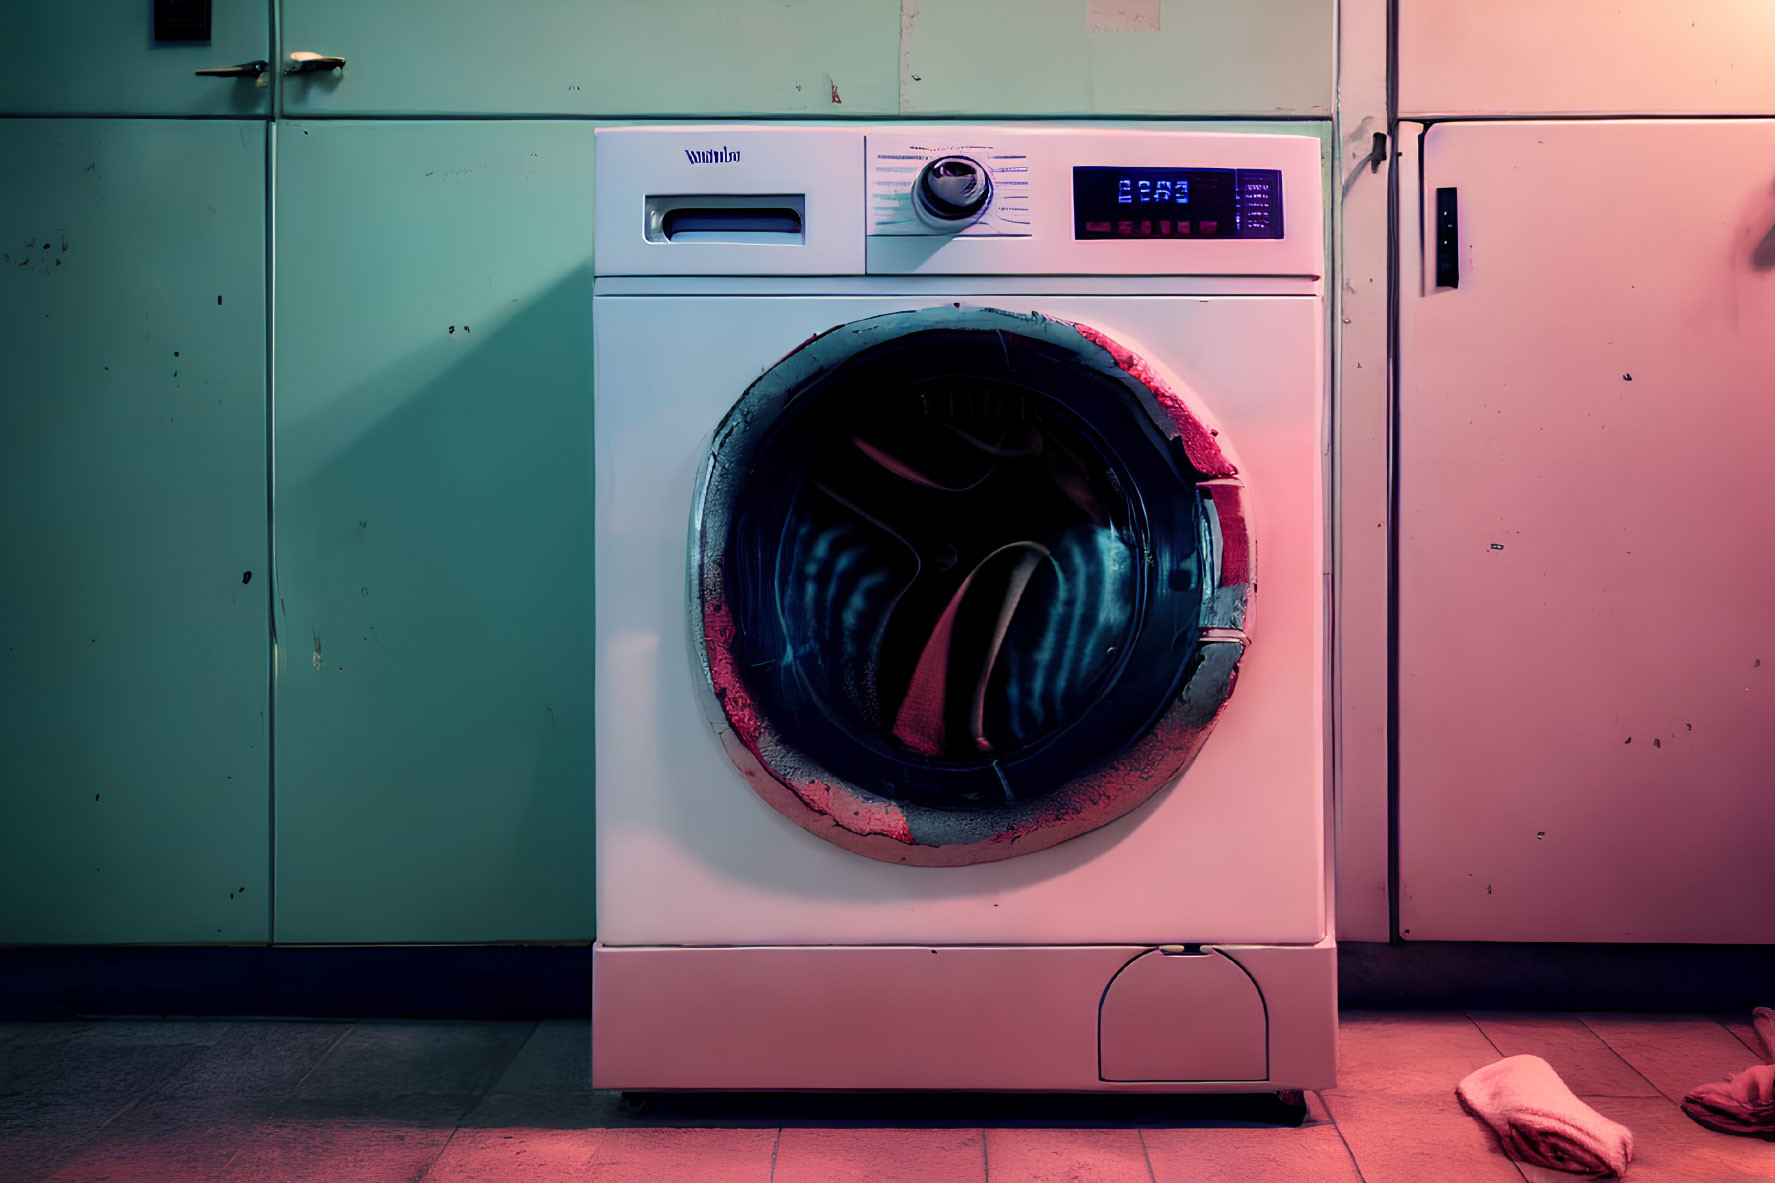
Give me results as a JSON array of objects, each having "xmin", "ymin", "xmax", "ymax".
[
  {"xmin": 1435, "ymin": 187, "xmax": 1460, "ymax": 289},
  {"xmin": 284, "ymin": 51, "xmax": 346, "ymax": 75},
  {"xmin": 194, "ymin": 60, "xmax": 269, "ymax": 78}
]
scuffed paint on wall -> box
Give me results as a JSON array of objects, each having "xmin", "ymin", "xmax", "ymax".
[{"xmin": 1086, "ymin": 0, "xmax": 1161, "ymax": 34}]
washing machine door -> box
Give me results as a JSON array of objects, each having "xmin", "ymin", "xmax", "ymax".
[{"xmin": 692, "ymin": 306, "xmax": 1254, "ymax": 866}]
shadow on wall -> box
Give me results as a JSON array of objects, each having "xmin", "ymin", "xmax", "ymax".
[{"xmin": 272, "ymin": 266, "xmax": 596, "ymax": 942}]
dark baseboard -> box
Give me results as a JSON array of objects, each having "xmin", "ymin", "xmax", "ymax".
[
  {"xmin": 1339, "ymin": 940, "xmax": 1775, "ymax": 1012},
  {"xmin": 0, "ymin": 944, "xmax": 592, "ymax": 1019},
  {"xmin": 2, "ymin": 941, "xmax": 1768, "ymax": 1019}
]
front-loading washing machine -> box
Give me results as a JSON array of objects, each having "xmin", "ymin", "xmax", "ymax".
[{"xmin": 592, "ymin": 125, "xmax": 1334, "ymax": 1093}]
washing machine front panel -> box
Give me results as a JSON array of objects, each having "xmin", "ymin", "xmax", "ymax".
[{"xmin": 594, "ymin": 291, "xmax": 1324, "ymax": 947}]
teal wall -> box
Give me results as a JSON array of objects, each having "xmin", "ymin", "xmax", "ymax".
[{"xmin": 0, "ymin": 0, "xmax": 1335, "ymax": 944}]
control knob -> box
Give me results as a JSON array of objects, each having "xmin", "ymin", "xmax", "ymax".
[{"xmin": 913, "ymin": 155, "xmax": 992, "ymax": 229}]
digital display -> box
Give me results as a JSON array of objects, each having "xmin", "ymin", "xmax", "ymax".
[
  {"xmin": 1119, "ymin": 176, "xmax": 1189, "ymax": 204},
  {"xmin": 1073, "ymin": 167, "xmax": 1283, "ymax": 240}
]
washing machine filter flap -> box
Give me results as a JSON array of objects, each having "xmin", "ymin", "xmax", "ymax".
[{"xmin": 692, "ymin": 305, "xmax": 1255, "ymax": 867}]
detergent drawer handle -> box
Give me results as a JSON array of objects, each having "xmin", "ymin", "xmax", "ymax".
[{"xmin": 645, "ymin": 195, "xmax": 807, "ymax": 246}]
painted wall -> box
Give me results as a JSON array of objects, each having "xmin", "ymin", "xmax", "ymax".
[{"xmin": 0, "ymin": 0, "xmax": 1338, "ymax": 944}]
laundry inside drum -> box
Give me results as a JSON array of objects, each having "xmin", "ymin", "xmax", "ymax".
[{"xmin": 719, "ymin": 328, "xmax": 1210, "ymax": 811}]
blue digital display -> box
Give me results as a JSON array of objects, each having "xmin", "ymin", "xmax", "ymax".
[
  {"xmin": 1074, "ymin": 167, "xmax": 1283, "ymax": 240},
  {"xmin": 1117, "ymin": 176, "xmax": 1190, "ymax": 205}
]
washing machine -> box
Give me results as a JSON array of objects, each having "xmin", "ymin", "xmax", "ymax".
[{"xmin": 592, "ymin": 125, "xmax": 1334, "ymax": 1093}]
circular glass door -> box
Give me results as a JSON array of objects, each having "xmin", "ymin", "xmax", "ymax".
[{"xmin": 693, "ymin": 306, "xmax": 1253, "ymax": 865}]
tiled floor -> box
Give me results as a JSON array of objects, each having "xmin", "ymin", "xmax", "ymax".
[{"xmin": 2, "ymin": 1013, "xmax": 1771, "ymax": 1181}]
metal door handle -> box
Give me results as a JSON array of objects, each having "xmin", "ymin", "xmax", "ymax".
[
  {"xmin": 194, "ymin": 60, "xmax": 268, "ymax": 78},
  {"xmin": 284, "ymin": 51, "xmax": 346, "ymax": 75}
]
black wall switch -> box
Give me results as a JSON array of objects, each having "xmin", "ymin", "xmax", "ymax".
[{"xmin": 153, "ymin": 0, "xmax": 212, "ymax": 42}]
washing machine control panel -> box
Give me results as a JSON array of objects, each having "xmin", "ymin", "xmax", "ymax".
[
  {"xmin": 869, "ymin": 136, "xmax": 1030, "ymax": 237},
  {"xmin": 866, "ymin": 132, "xmax": 1297, "ymax": 253},
  {"xmin": 594, "ymin": 126, "xmax": 1322, "ymax": 277}
]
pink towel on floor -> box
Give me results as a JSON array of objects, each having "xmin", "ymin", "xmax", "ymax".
[
  {"xmin": 1457, "ymin": 1054, "xmax": 1635, "ymax": 1177},
  {"xmin": 1682, "ymin": 1064, "xmax": 1775, "ymax": 1140},
  {"xmin": 1754, "ymin": 1007, "xmax": 1775, "ymax": 1064},
  {"xmin": 1680, "ymin": 1007, "xmax": 1775, "ymax": 1140}
]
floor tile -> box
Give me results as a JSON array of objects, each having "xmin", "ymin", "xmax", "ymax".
[
  {"xmin": 983, "ymin": 1127, "xmax": 1151, "ymax": 1183},
  {"xmin": 39, "ymin": 1095, "xmax": 273, "ymax": 1183},
  {"xmin": 0, "ymin": 1036, "xmax": 197, "ymax": 1099},
  {"xmin": 0, "ymin": 1024, "xmax": 91, "ymax": 1091},
  {"xmin": 1334, "ymin": 1012, "xmax": 1514, "ymax": 1096},
  {"xmin": 217, "ymin": 1115, "xmax": 460, "ymax": 1183},
  {"xmin": 773, "ymin": 1127, "xmax": 986, "ymax": 1183},
  {"xmin": 1142, "ymin": 1094, "xmax": 1360, "ymax": 1183},
  {"xmin": 421, "ymin": 1125, "xmax": 603, "ymax": 1181},
  {"xmin": 2, "ymin": 1025, "xmax": 93, "ymax": 1049},
  {"xmin": 1467, "ymin": 1012, "xmax": 1660, "ymax": 1097},
  {"xmin": 292, "ymin": 1020, "xmax": 533, "ymax": 1102},
  {"xmin": 0, "ymin": 1034, "xmax": 206, "ymax": 1178},
  {"xmin": 1324, "ymin": 1091, "xmax": 1527, "ymax": 1183},
  {"xmin": 0, "ymin": 1093, "xmax": 147, "ymax": 1183},
  {"xmin": 269, "ymin": 1091, "xmax": 478, "ymax": 1127},
  {"xmin": 588, "ymin": 1127, "xmax": 776, "ymax": 1182},
  {"xmin": 458, "ymin": 1090, "xmax": 616, "ymax": 1130},
  {"xmin": 1580, "ymin": 1015, "xmax": 1767, "ymax": 1104},
  {"xmin": 67, "ymin": 1020, "xmax": 231, "ymax": 1046},
  {"xmin": 1715, "ymin": 1014, "xmax": 1771, "ymax": 1065},
  {"xmin": 1324, "ymin": 1014, "xmax": 1527, "ymax": 1183},
  {"xmin": 148, "ymin": 1022, "xmax": 349, "ymax": 1100},
  {"xmin": 484, "ymin": 1019, "xmax": 589, "ymax": 1096}
]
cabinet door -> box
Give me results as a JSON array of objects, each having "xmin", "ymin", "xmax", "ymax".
[
  {"xmin": 278, "ymin": 0, "xmax": 897, "ymax": 116},
  {"xmin": 0, "ymin": 0, "xmax": 271, "ymax": 117},
  {"xmin": 273, "ymin": 122, "xmax": 595, "ymax": 942},
  {"xmin": 899, "ymin": 0, "xmax": 1331, "ymax": 116},
  {"xmin": 1399, "ymin": 1, "xmax": 1775, "ymax": 118},
  {"xmin": 0, "ymin": 120, "xmax": 269, "ymax": 942},
  {"xmin": 1396, "ymin": 120, "xmax": 1775, "ymax": 942}
]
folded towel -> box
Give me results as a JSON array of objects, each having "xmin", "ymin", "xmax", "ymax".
[
  {"xmin": 1680, "ymin": 1009, "xmax": 1775, "ymax": 1140},
  {"xmin": 1457, "ymin": 1054, "xmax": 1635, "ymax": 1176}
]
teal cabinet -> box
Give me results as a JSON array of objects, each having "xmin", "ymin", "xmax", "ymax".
[
  {"xmin": 0, "ymin": 0, "xmax": 271, "ymax": 117},
  {"xmin": 0, "ymin": 119, "xmax": 270, "ymax": 943},
  {"xmin": 899, "ymin": 0, "xmax": 1332, "ymax": 115},
  {"xmin": 272, "ymin": 121, "xmax": 596, "ymax": 942},
  {"xmin": 279, "ymin": 0, "xmax": 899, "ymax": 116}
]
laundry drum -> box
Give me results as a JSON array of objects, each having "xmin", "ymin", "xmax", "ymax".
[{"xmin": 692, "ymin": 306, "xmax": 1255, "ymax": 865}]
